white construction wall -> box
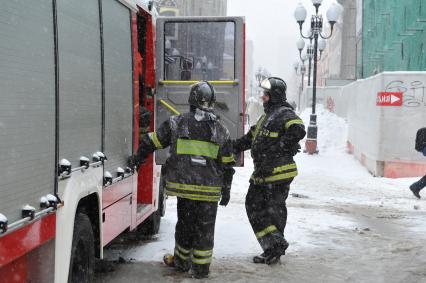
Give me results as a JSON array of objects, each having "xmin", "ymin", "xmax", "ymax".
[{"xmin": 302, "ymin": 72, "xmax": 426, "ymax": 178}]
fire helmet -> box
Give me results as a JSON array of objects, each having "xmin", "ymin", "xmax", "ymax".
[
  {"xmin": 188, "ymin": 81, "xmax": 216, "ymax": 111},
  {"xmin": 260, "ymin": 77, "xmax": 287, "ymax": 105}
]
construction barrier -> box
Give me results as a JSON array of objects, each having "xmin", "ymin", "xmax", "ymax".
[{"xmin": 302, "ymin": 72, "xmax": 426, "ymax": 178}]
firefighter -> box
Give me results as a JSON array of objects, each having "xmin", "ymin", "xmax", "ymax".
[
  {"xmin": 233, "ymin": 77, "xmax": 306, "ymax": 265},
  {"xmin": 129, "ymin": 81, "xmax": 235, "ymax": 279}
]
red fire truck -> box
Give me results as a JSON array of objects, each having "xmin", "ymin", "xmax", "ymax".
[{"xmin": 0, "ymin": 0, "xmax": 245, "ymax": 282}]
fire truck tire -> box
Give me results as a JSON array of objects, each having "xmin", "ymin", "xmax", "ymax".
[
  {"xmin": 68, "ymin": 213, "xmax": 95, "ymax": 283},
  {"xmin": 139, "ymin": 188, "xmax": 164, "ymax": 236},
  {"xmin": 139, "ymin": 206, "xmax": 161, "ymax": 236}
]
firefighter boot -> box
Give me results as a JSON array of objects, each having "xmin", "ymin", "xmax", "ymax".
[
  {"xmin": 163, "ymin": 254, "xmax": 190, "ymax": 272},
  {"xmin": 174, "ymin": 256, "xmax": 191, "ymax": 272},
  {"xmin": 264, "ymin": 239, "xmax": 290, "ymax": 265},
  {"xmin": 191, "ymin": 265, "xmax": 209, "ymax": 279},
  {"xmin": 253, "ymin": 252, "xmax": 267, "ymax": 264}
]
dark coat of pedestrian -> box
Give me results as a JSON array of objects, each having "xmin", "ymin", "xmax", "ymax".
[{"xmin": 410, "ymin": 127, "xmax": 426, "ymax": 198}]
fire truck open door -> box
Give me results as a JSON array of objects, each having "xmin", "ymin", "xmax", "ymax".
[{"xmin": 155, "ymin": 17, "xmax": 245, "ymax": 164}]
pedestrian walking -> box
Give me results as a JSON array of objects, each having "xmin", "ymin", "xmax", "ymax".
[{"xmin": 410, "ymin": 127, "xmax": 426, "ymax": 198}]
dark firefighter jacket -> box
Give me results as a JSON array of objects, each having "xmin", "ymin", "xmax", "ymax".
[
  {"xmin": 234, "ymin": 104, "xmax": 306, "ymax": 185},
  {"xmin": 135, "ymin": 109, "xmax": 235, "ymax": 202}
]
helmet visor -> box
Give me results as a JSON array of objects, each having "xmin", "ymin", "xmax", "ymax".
[{"xmin": 260, "ymin": 78, "xmax": 272, "ymax": 91}]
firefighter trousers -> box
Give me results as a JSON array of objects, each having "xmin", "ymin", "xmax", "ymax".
[
  {"xmin": 174, "ymin": 198, "xmax": 218, "ymax": 276},
  {"xmin": 245, "ymin": 181, "xmax": 291, "ymax": 252}
]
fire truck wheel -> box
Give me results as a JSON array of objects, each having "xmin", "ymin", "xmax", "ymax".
[
  {"xmin": 139, "ymin": 207, "xmax": 162, "ymax": 236},
  {"xmin": 68, "ymin": 213, "xmax": 95, "ymax": 283}
]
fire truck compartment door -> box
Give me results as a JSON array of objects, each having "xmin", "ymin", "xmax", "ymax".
[
  {"xmin": 0, "ymin": 0, "xmax": 56, "ymax": 225},
  {"xmin": 155, "ymin": 17, "xmax": 245, "ymax": 165}
]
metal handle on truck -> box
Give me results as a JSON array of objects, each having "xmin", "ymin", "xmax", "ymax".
[
  {"xmin": 58, "ymin": 153, "xmax": 106, "ymax": 179},
  {"xmin": 103, "ymin": 167, "xmax": 134, "ymax": 188}
]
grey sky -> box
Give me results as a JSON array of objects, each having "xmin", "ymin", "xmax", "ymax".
[{"xmin": 227, "ymin": 0, "xmax": 338, "ymax": 95}]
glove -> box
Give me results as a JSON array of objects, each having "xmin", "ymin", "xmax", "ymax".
[
  {"xmin": 128, "ymin": 155, "xmax": 145, "ymax": 171},
  {"xmin": 291, "ymin": 144, "xmax": 301, "ymax": 156},
  {"xmin": 231, "ymin": 139, "xmax": 242, "ymax": 155},
  {"xmin": 219, "ymin": 187, "xmax": 230, "ymax": 206},
  {"xmin": 128, "ymin": 155, "xmax": 137, "ymax": 169},
  {"xmin": 279, "ymin": 139, "xmax": 300, "ymax": 156}
]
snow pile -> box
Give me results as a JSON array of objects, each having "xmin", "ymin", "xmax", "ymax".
[{"xmin": 300, "ymin": 104, "xmax": 348, "ymax": 152}]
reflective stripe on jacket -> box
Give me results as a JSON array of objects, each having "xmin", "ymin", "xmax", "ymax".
[
  {"xmin": 136, "ymin": 111, "xmax": 235, "ymax": 202},
  {"xmin": 234, "ymin": 105, "xmax": 306, "ymax": 185}
]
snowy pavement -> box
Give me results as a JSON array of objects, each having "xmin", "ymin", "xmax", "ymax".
[{"xmin": 96, "ymin": 107, "xmax": 426, "ymax": 283}]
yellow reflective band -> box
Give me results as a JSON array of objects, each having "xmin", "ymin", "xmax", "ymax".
[
  {"xmin": 193, "ymin": 249, "xmax": 213, "ymax": 257},
  {"xmin": 177, "ymin": 139, "xmax": 219, "ymax": 159},
  {"xmin": 285, "ymin": 119, "xmax": 304, "ymax": 130},
  {"xmin": 166, "ymin": 190, "xmax": 221, "ymax": 202},
  {"xmin": 256, "ymin": 225, "xmax": 278, "ymax": 239},
  {"xmin": 272, "ymin": 163, "xmax": 297, "ymax": 174},
  {"xmin": 252, "ymin": 115, "xmax": 266, "ymax": 142},
  {"xmin": 192, "ymin": 257, "xmax": 212, "ymax": 265},
  {"xmin": 167, "ymin": 182, "xmax": 221, "ymax": 192},
  {"xmin": 149, "ymin": 132, "xmax": 163, "ymax": 149},
  {"xmin": 160, "ymin": 80, "xmax": 237, "ymax": 85},
  {"xmin": 168, "ymin": 187, "xmax": 221, "ymax": 194},
  {"xmin": 167, "ymin": 185, "xmax": 221, "ymax": 194},
  {"xmin": 174, "ymin": 249, "xmax": 189, "ymax": 260},
  {"xmin": 264, "ymin": 171, "xmax": 298, "ymax": 183},
  {"xmin": 221, "ymin": 155, "xmax": 235, "ymax": 164},
  {"xmin": 269, "ymin": 132, "xmax": 279, "ymax": 138},
  {"xmin": 176, "ymin": 243, "xmax": 190, "ymax": 254},
  {"xmin": 251, "ymin": 171, "xmax": 298, "ymax": 184}
]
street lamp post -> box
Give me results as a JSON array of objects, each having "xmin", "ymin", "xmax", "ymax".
[
  {"xmin": 298, "ymin": 37, "xmax": 326, "ymax": 87},
  {"xmin": 300, "ymin": 63, "xmax": 306, "ymax": 92},
  {"xmin": 307, "ymin": 41, "xmax": 313, "ymax": 86},
  {"xmin": 294, "ymin": 61, "xmax": 306, "ymax": 112},
  {"xmin": 294, "ymin": 0, "xmax": 340, "ymax": 154}
]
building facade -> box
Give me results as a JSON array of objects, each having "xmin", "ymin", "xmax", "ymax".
[
  {"xmin": 319, "ymin": 0, "xmax": 425, "ymax": 83},
  {"xmin": 175, "ymin": 0, "xmax": 227, "ymax": 16},
  {"xmin": 156, "ymin": 0, "xmax": 227, "ymax": 17},
  {"xmin": 317, "ymin": 0, "xmax": 357, "ymax": 86},
  {"xmin": 359, "ymin": 0, "xmax": 426, "ymax": 78}
]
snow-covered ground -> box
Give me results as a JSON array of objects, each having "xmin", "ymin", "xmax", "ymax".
[{"xmin": 98, "ymin": 106, "xmax": 426, "ymax": 283}]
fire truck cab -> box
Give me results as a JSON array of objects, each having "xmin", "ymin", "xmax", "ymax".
[{"xmin": 0, "ymin": 1, "xmax": 245, "ymax": 282}]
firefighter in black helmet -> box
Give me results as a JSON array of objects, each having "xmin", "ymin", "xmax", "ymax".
[
  {"xmin": 129, "ymin": 81, "xmax": 235, "ymax": 279},
  {"xmin": 233, "ymin": 77, "xmax": 306, "ymax": 264}
]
